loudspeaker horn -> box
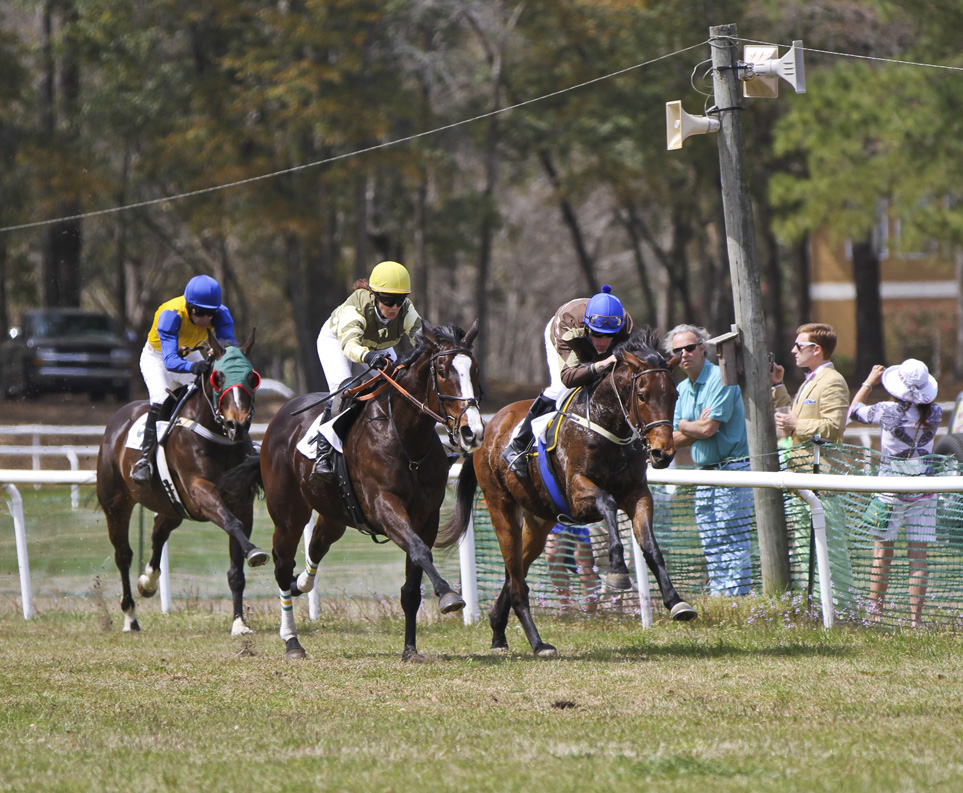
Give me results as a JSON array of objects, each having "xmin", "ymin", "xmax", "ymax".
[
  {"xmin": 666, "ymin": 101, "xmax": 721, "ymax": 151},
  {"xmin": 743, "ymin": 40, "xmax": 806, "ymax": 98}
]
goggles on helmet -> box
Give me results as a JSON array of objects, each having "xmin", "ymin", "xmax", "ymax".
[
  {"xmin": 374, "ymin": 292, "xmax": 407, "ymax": 308},
  {"xmin": 585, "ymin": 314, "xmax": 623, "ymax": 332},
  {"xmin": 189, "ymin": 304, "xmax": 216, "ymax": 318}
]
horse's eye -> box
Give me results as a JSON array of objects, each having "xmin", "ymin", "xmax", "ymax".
[{"xmin": 638, "ymin": 389, "xmax": 647, "ymax": 403}]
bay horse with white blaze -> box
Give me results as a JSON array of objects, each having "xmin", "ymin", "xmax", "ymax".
[
  {"xmin": 230, "ymin": 321, "xmax": 484, "ymax": 661},
  {"xmin": 438, "ymin": 327, "xmax": 696, "ymax": 656},
  {"xmin": 97, "ymin": 329, "xmax": 267, "ymax": 635}
]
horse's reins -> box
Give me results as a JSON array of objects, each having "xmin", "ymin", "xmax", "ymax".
[
  {"xmin": 625, "ymin": 366, "xmax": 675, "ymax": 446},
  {"xmin": 562, "ymin": 363, "xmax": 673, "ymax": 451},
  {"xmin": 374, "ymin": 347, "xmax": 479, "ymax": 447}
]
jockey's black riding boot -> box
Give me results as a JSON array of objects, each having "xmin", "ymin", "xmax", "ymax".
[
  {"xmin": 309, "ymin": 398, "xmax": 339, "ymax": 485},
  {"xmin": 131, "ymin": 404, "xmax": 161, "ymax": 485},
  {"xmin": 502, "ymin": 392, "xmax": 556, "ymax": 479}
]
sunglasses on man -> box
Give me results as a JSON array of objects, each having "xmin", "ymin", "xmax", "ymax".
[
  {"xmin": 374, "ymin": 292, "xmax": 408, "ymax": 308},
  {"xmin": 671, "ymin": 342, "xmax": 703, "ymax": 355},
  {"xmin": 792, "ymin": 341, "xmax": 818, "ymax": 351},
  {"xmin": 189, "ymin": 305, "xmax": 216, "ymax": 318}
]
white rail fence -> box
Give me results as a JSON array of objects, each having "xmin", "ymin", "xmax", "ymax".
[
  {"xmin": 7, "ymin": 461, "xmax": 963, "ymax": 630},
  {"xmin": 4, "ymin": 418, "xmax": 963, "ymax": 627}
]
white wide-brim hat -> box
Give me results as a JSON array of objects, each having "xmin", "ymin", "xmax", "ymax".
[{"xmin": 881, "ymin": 358, "xmax": 938, "ymax": 405}]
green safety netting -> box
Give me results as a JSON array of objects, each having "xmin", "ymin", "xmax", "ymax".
[{"xmin": 469, "ymin": 441, "xmax": 963, "ymax": 630}]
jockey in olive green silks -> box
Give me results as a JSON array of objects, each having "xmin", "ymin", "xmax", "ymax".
[{"xmin": 311, "ymin": 261, "xmax": 423, "ymax": 483}]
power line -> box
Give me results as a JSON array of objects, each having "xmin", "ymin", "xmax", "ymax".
[
  {"xmin": 5, "ymin": 37, "xmax": 960, "ymax": 235},
  {"xmin": 737, "ymin": 37, "xmax": 963, "ymax": 72},
  {"xmin": 0, "ymin": 40, "xmax": 709, "ymax": 235}
]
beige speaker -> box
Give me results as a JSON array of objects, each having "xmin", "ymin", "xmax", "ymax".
[
  {"xmin": 743, "ymin": 40, "xmax": 806, "ymax": 98},
  {"xmin": 665, "ymin": 101, "xmax": 721, "ymax": 151}
]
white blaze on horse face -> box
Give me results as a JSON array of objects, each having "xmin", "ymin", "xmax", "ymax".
[{"xmin": 452, "ymin": 353, "xmax": 485, "ymax": 442}]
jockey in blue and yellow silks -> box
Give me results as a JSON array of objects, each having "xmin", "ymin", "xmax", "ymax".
[{"xmin": 131, "ymin": 274, "xmax": 237, "ymax": 484}]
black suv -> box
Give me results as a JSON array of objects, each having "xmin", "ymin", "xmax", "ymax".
[{"xmin": 0, "ymin": 309, "xmax": 134, "ymax": 400}]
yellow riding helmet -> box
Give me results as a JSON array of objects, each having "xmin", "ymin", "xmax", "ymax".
[{"xmin": 369, "ymin": 261, "xmax": 410, "ymax": 294}]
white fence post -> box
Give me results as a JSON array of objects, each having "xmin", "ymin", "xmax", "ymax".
[
  {"xmin": 159, "ymin": 541, "xmax": 172, "ymax": 614},
  {"xmin": 631, "ymin": 535, "xmax": 653, "ymax": 628},
  {"xmin": 457, "ymin": 512, "xmax": 480, "ymax": 624},
  {"xmin": 4, "ymin": 484, "xmax": 34, "ymax": 619},
  {"xmin": 795, "ymin": 489, "xmax": 834, "ymax": 628},
  {"xmin": 304, "ymin": 517, "xmax": 320, "ymax": 621}
]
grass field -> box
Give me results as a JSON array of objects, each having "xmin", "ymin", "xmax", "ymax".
[{"xmin": 2, "ymin": 596, "xmax": 962, "ymax": 793}]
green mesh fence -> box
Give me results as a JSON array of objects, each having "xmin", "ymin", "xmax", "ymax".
[{"xmin": 469, "ymin": 441, "xmax": 963, "ymax": 630}]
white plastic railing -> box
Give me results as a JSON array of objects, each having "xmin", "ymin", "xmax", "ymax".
[{"xmin": 6, "ymin": 466, "xmax": 963, "ymax": 630}]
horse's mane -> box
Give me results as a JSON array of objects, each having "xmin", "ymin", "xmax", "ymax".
[
  {"xmin": 613, "ymin": 326, "xmax": 666, "ymax": 368},
  {"xmin": 395, "ymin": 322, "xmax": 468, "ymax": 369}
]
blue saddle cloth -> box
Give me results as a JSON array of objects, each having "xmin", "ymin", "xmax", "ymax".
[{"xmin": 535, "ymin": 436, "xmax": 580, "ymax": 525}]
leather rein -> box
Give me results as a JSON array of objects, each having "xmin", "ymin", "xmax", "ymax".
[
  {"xmin": 564, "ymin": 363, "xmax": 674, "ymax": 451},
  {"xmin": 349, "ymin": 346, "xmax": 480, "ymax": 447}
]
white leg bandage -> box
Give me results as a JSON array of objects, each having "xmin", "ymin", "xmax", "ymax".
[
  {"xmin": 297, "ymin": 556, "xmax": 319, "ymax": 593},
  {"xmin": 279, "ymin": 590, "xmax": 298, "ymax": 642}
]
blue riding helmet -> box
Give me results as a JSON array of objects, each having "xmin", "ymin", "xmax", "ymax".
[
  {"xmin": 184, "ymin": 274, "xmax": 222, "ymax": 310},
  {"xmin": 583, "ymin": 285, "xmax": 624, "ymax": 335}
]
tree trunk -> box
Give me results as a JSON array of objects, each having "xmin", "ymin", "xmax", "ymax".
[
  {"xmin": 40, "ymin": 1, "xmax": 82, "ymax": 308},
  {"xmin": 538, "ymin": 150, "xmax": 597, "ymax": 295},
  {"xmin": 851, "ymin": 234, "xmax": 885, "ymax": 375}
]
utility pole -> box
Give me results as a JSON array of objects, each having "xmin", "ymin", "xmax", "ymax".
[{"xmin": 709, "ymin": 24, "xmax": 791, "ymax": 593}]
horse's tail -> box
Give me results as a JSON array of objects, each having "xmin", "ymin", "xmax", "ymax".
[
  {"xmin": 218, "ymin": 454, "xmax": 263, "ymax": 502},
  {"xmin": 435, "ymin": 454, "xmax": 478, "ymax": 549}
]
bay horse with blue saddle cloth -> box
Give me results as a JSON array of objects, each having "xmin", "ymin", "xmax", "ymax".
[
  {"xmin": 438, "ymin": 327, "xmax": 696, "ymax": 656},
  {"xmin": 97, "ymin": 329, "xmax": 266, "ymax": 635}
]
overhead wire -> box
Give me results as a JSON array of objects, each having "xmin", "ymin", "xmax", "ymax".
[
  {"xmin": 2, "ymin": 36, "xmax": 961, "ymax": 236},
  {"xmin": 0, "ymin": 40, "xmax": 710, "ymax": 234}
]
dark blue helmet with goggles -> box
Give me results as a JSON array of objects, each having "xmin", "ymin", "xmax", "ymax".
[
  {"xmin": 583, "ymin": 285, "xmax": 624, "ymax": 335},
  {"xmin": 184, "ymin": 274, "xmax": 222, "ymax": 311}
]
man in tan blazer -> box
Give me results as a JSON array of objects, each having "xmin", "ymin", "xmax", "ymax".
[
  {"xmin": 770, "ymin": 322, "xmax": 853, "ymax": 605},
  {"xmin": 771, "ymin": 323, "xmax": 849, "ymax": 444}
]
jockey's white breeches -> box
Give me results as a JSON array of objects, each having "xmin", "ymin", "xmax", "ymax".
[
  {"xmin": 543, "ymin": 319, "xmax": 566, "ymax": 402},
  {"xmin": 140, "ymin": 342, "xmax": 204, "ymax": 407},
  {"xmin": 316, "ymin": 318, "xmax": 397, "ymax": 393}
]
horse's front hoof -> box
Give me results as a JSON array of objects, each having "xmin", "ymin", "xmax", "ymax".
[
  {"xmin": 439, "ymin": 592, "xmax": 466, "ymax": 614},
  {"xmin": 490, "ymin": 639, "xmax": 509, "ymax": 654},
  {"xmin": 137, "ymin": 577, "xmax": 157, "ymax": 598},
  {"xmin": 534, "ymin": 642, "xmax": 558, "ymax": 658},
  {"xmin": 604, "ymin": 571, "xmax": 633, "ymax": 592},
  {"xmin": 123, "ymin": 617, "xmax": 141, "ymax": 633},
  {"xmin": 246, "ymin": 547, "xmax": 269, "ymax": 567},
  {"xmin": 670, "ymin": 601, "xmax": 698, "ymax": 621},
  {"xmin": 402, "ymin": 647, "xmax": 429, "ymax": 663},
  {"xmin": 284, "ymin": 637, "xmax": 306, "ymax": 659},
  {"xmin": 231, "ymin": 617, "xmax": 254, "ymax": 636}
]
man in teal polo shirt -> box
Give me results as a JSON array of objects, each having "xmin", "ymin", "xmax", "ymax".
[{"xmin": 666, "ymin": 324, "xmax": 753, "ymax": 596}]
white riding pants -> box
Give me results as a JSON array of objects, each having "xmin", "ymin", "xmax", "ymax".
[{"xmin": 139, "ymin": 342, "xmax": 204, "ymax": 407}]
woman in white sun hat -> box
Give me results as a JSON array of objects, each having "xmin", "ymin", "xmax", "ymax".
[{"xmin": 848, "ymin": 359, "xmax": 942, "ymax": 627}]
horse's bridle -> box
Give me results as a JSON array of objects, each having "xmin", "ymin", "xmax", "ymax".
[
  {"xmin": 610, "ymin": 364, "xmax": 675, "ymax": 451},
  {"xmin": 197, "ymin": 362, "xmax": 259, "ymax": 438},
  {"xmin": 429, "ymin": 347, "xmax": 481, "ymax": 445},
  {"xmin": 376, "ymin": 347, "xmax": 480, "ymax": 447}
]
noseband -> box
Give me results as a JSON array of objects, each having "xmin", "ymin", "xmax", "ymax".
[
  {"xmin": 429, "ymin": 347, "xmax": 481, "ymax": 445},
  {"xmin": 613, "ymin": 365, "xmax": 674, "ymax": 451},
  {"xmin": 375, "ymin": 346, "xmax": 480, "ymax": 448}
]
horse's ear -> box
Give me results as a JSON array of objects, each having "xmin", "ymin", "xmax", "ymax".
[
  {"xmin": 463, "ymin": 318, "xmax": 479, "ymax": 348},
  {"xmin": 667, "ymin": 352, "xmax": 682, "ymax": 371},
  {"xmin": 207, "ymin": 329, "xmax": 225, "ymax": 358},
  {"xmin": 421, "ymin": 321, "xmax": 438, "ymax": 344},
  {"xmin": 622, "ymin": 351, "xmax": 641, "ymax": 368},
  {"xmin": 240, "ymin": 328, "xmax": 256, "ymax": 357}
]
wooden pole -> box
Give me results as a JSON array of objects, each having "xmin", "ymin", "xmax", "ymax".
[{"xmin": 709, "ymin": 24, "xmax": 791, "ymax": 593}]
